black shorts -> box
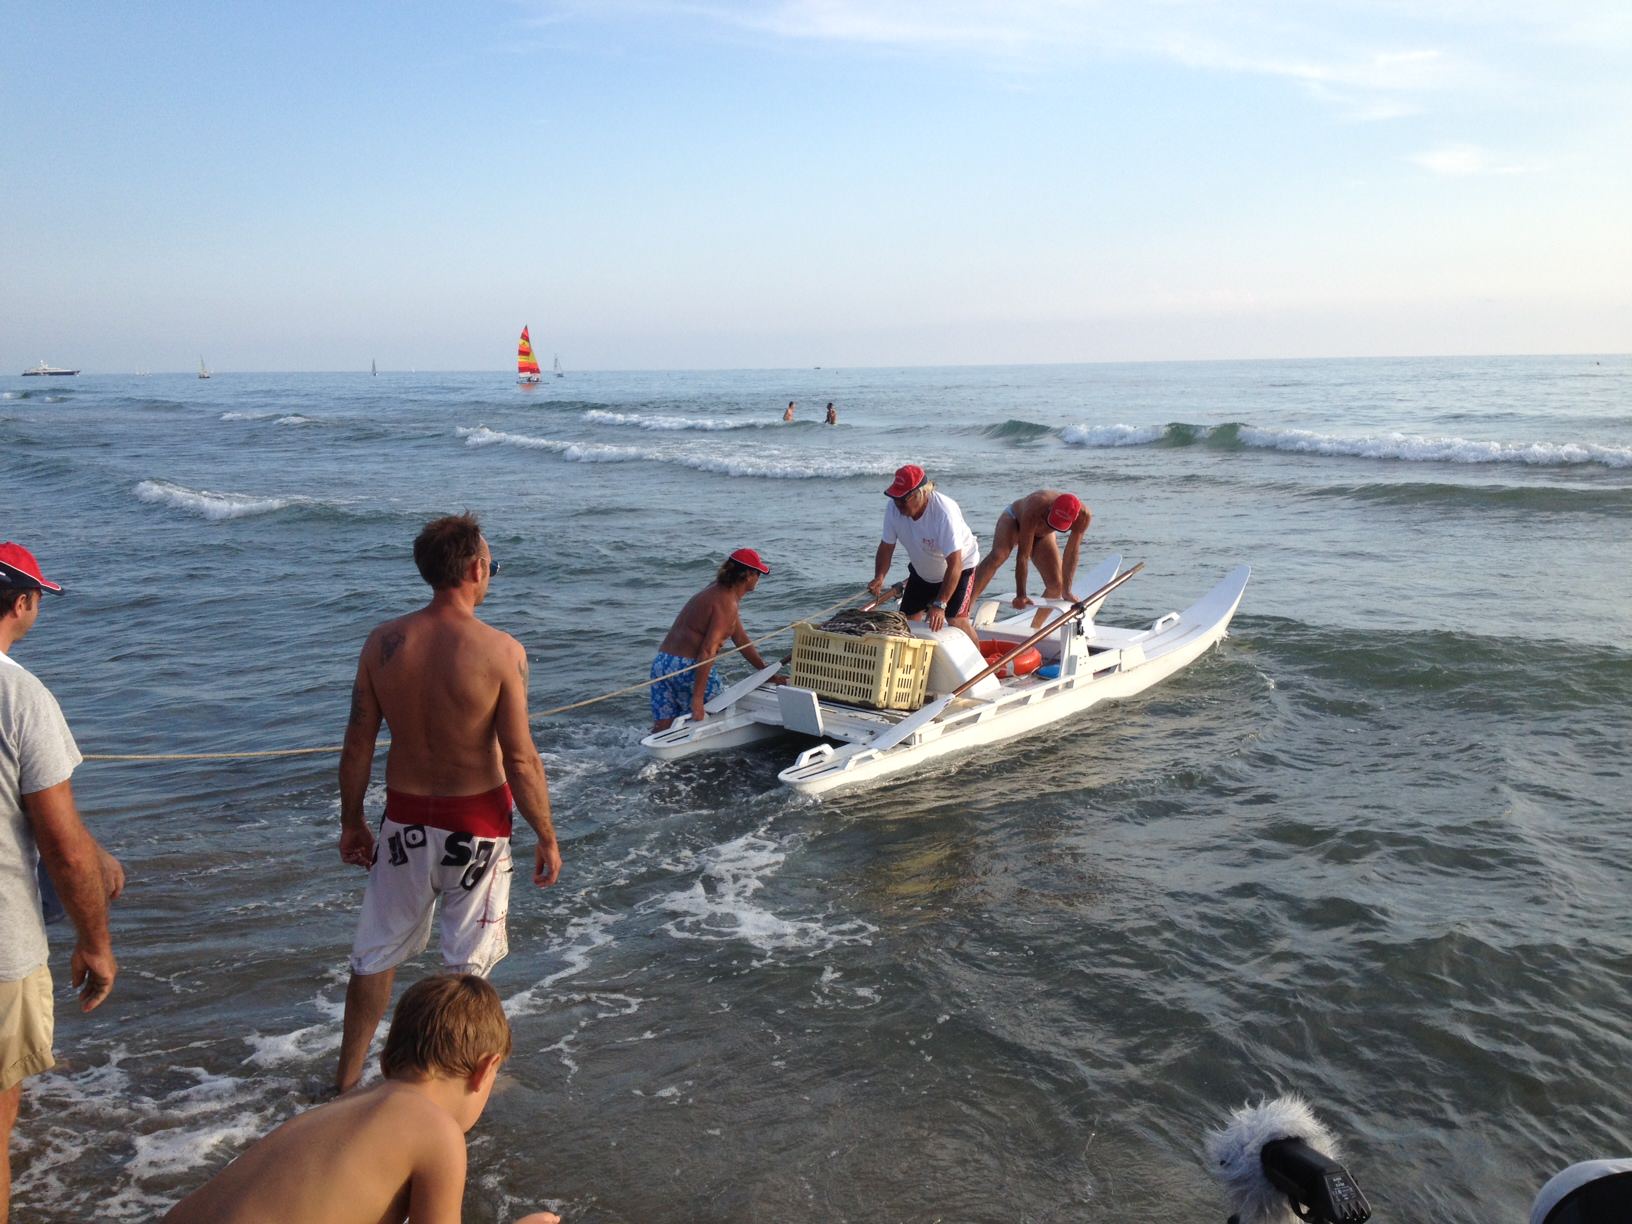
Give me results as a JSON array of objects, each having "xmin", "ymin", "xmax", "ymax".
[{"xmin": 900, "ymin": 564, "xmax": 975, "ymax": 619}]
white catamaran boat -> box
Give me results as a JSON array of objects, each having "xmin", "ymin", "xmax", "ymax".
[
  {"xmin": 642, "ymin": 557, "xmax": 1250, "ymax": 796},
  {"xmin": 198, "ymin": 358, "xmax": 211, "ymax": 380},
  {"xmin": 517, "ymin": 327, "xmax": 543, "ymax": 385}
]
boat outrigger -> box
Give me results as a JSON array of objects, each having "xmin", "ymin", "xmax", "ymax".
[{"xmin": 642, "ymin": 557, "xmax": 1250, "ymax": 796}]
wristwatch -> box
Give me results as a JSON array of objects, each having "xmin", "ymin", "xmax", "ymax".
[{"xmin": 930, "ymin": 599, "xmax": 946, "ymax": 609}]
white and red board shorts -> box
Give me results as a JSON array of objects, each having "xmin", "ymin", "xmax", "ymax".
[{"xmin": 349, "ymin": 788, "xmax": 515, "ymax": 977}]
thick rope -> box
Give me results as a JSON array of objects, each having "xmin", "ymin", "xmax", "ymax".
[{"xmin": 80, "ymin": 586, "xmax": 883, "ymax": 762}]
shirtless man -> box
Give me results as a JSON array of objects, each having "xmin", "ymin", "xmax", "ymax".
[
  {"xmin": 650, "ymin": 548, "xmax": 777, "ymax": 731},
  {"xmin": 166, "ymin": 974, "xmax": 558, "ymax": 1224},
  {"xmin": 334, "ymin": 514, "xmax": 561, "ymax": 1094},
  {"xmin": 783, "ymin": 401, "xmax": 796, "ymax": 422},
  {"xmin": 969, "ymin": 490, "xmax": 1092, "ymax": 609}
]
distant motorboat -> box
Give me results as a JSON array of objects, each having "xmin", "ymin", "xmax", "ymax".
[
  {"xmin": 517, "ymin": 326, "xmax": 542, "ymax": 385},
  {"xmin": 21, "ymin": 361, "xmax": 78, "ymax": 377},
  {"xmin": 198, "ymin": 358, "xmax": 212, "ymax": 380}
]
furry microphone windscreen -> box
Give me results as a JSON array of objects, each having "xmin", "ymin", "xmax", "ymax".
[{"xmin": 1205, "ymin": 1094, "xmax": 1341, "ymax": 1224}]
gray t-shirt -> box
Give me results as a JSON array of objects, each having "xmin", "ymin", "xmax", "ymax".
[{"xmin": 1, "ymin": 651, "xmax": 82, "ymax": 980}]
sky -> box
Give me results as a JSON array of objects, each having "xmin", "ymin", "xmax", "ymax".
[{"xmin": 2, "ymin": 0, "xmax": 1629, "ymax": 371}]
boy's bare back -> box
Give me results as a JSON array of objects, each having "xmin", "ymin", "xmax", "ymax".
[{"xmin": 165, "ymin": 1082, "xmax": 465, "ymax": 1224}]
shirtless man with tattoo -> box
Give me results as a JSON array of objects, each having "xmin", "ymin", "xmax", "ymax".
[{"xmin": 333, "ymin": 513, "xmax": 562, "ymax": 1094}]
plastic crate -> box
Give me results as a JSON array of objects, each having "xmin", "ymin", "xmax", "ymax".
[{"xmin": 790, "ymin": 623, "xmax": 937, "ymax": 710}]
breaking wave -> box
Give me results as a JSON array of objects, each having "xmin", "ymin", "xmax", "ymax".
[
  {"xmin": 1062, "ymin": 421, "xmax": 1632, "ymax": 468},
  {"xmin": 456, "ymin": 426, "xmax": 896, "ymax": 479},
  {"xmin": 133, "ymin": 479, "xmax": 314, "ymax": 520},
  {"xmin": 583, "ymin": 409, "xmax": 753, "ymax": 432},
  {"xmin": 980, "ymin": 419, "xmax": 1055, "ymax": 443}
]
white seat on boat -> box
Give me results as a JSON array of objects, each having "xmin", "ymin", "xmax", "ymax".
[{"xmin": 909, "ymin": 624, "xmax": 1002, "ymax": 699}]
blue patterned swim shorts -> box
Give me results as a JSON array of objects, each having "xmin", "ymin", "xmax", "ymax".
[{"xmin": 650, "ymin": 651, "xmax": 724, "ymax": 723}]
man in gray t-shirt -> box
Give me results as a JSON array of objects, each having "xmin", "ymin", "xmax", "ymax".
[{"xmin": 1, "ymin": 542, "xmax": 118, "ymax": 1221}]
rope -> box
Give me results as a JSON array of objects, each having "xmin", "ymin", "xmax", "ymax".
[{"xmin": 79, "ymin": 585, "xmax": 885, "ymax": 763}]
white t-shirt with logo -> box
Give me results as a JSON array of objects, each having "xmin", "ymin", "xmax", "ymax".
[
  {"xmin": 1, "ymin": 651, "xmax": 81, "ymax": 981},
  {"xmin": 881, "ymin": 490, "xmax": 981, "ymax": 581}
]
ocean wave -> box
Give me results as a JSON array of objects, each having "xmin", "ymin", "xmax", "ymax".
[
  {"xmin": 981, "ymin": 418, "xmax": 1056, "ymax": 443},
  {"xmin": 274, "ymin": 414, "xmax": 314, "ymax": 426},
  {"xmin": 457, "ymin": 425, "xmax": 896, "ymax": 479},
  {"xmin": 1313, "ymin": 482, "xmax": 1632, "ymax": 516},
  {"xmin": 1061, "ymin": 421, "xmax": 1632, "ymax": 468},
  {"xmin": 133, "ymin": 479, "xmax": 315, "ymax": 520},
  {"xmin": 219, "ymin": 411, "xmax": 267, "ymax": 420},
  {"xmin": 583, "ymin": 409, "xmax": 751, "ymax": 432}
]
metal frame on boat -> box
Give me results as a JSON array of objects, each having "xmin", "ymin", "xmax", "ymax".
[{"xmin": 641, "ymin": 556, "xmax": 1251, "ymax": 796}]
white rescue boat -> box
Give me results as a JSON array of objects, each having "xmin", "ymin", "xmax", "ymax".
[{"xmin": 641, "ymin": 556, "xmax": 1250, "ymax": 796}]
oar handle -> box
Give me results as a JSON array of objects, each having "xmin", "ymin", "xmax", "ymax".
[
  {"xmin": 860, "ymin": 581, "xmax": 905, "ymax": 612},
  {"xmin": 950, "ymin": 562, "xmax": 1144, "ymax": 697}
]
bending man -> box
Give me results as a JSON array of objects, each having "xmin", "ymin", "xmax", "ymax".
[
  {"xmin": 867, "ymin": 464, "xmax": 982, "ymax": 646},
  {"xmin": 970, "ymin": 490, "xmax": 1091, "ymax": 609},
  {"xmin": 335, "ymin": 514, "xmax": 561, "ymax": 1094},
  {"xmin": 651, "ymin": 548, "xmax": 775, "ymax": 731}
]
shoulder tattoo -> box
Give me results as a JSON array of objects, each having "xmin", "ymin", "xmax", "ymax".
[{"xmin": 380, "ymin": 630, "xmax": 406, "ymax": 665}]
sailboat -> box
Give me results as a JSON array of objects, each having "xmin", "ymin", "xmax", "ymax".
[
  {"xmin": 517, "ymin": 326, "xmax": 542, "ymax": 385},
  {"xmin": 371, "ymin": 358, "xmax": 377, "ymax": 376},
  {"xmin": 198, "ymin": 358, "xmax": 211, "ymax": 380},
  {"xmin": 553, "ymin": 355, "xmax": 564, "ymax": 379}
]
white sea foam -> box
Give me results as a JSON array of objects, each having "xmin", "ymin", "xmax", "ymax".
[
  {"xmin": 133, "ymin": 479, "xmax": 309, "ymax": 520},
  {"xmin": 1236, "ymin": 425, "xmax": 1632, "ymax": 468},
  {"xmin": 1060, "ymin": 423, "xmax": 1166, "ymax": 446},
  {"xmin": 646, "ymin": 831, "xmax": 876, "ymax": 954},
  {"xmin": 456, "ymin": 425, "xmax": 896, "ymax": 479},
  {"xmin": 1060, "ymin": 420, "xmax": 1632, "ymax": 468},
  {"xmin": 274, "ymin": 414, "xmax": 313, "ymax": 425},
  {"xmin": 584, "ymin": 409, "xmax": 748, "ymax": 431},
  {"xmin": 219, "ymin": 410, "xmax": 267, "ymax": 420}
]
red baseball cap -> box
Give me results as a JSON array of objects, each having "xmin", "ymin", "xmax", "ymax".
[
  {"xmin": 1047, "ymin": 493, "xmax": 1082, "ymax": 532},
  {"xmin": 0, "ymin": 542, "xmax": 63, "ymax": 594},
  {"xmin": 729, "ymin": 547, "xmax": 770, "ymax": 575},
  {"xmin": 883, "ymin": 464, "xmax": 926, "ymax": 499}
]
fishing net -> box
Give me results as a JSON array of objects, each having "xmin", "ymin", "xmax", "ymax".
[{"xmin": 819, "ymin": 608, "xmax": 913, "ymax": 638}]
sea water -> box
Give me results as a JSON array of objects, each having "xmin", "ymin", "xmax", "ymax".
[{"xmin": 2, "ymin": 356, "xmax": 1630, "ymax": 1221}]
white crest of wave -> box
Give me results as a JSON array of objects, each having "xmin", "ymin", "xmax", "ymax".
[
  {"xmin": 456, "ymin": 426, "xmax": 896, "ymax": 478},
  {"xmin": 219, "ymin": 411, "xmax": 266, "ymax": 420},
  {"xmin": 274, "ymin": 414, "xmax": 313, "ymax": 426},
  {"xmin": 584, "ymin": 409, "xmax": 745, "ymax": 431},
  {"xmin": 1240, "ymin": 426, "xmax": 1632, "ymax": 467},
  {"xmin": 1061, "ymin": 423, "xmax": 1165, "ymax": 446},
  {"xmin": 134, "ymin": 479, "xmax": 305, "ymax": 520}
]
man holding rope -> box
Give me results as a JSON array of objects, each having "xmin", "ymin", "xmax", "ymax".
[
  {"xmin": 650, "ymin": 548, "xmax": 779, "ymax": 731},
  {"xmin": 334, "ymin": 514, "xmax": 561, "ymax": 1094}
]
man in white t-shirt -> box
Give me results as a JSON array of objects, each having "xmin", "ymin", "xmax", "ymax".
[
  {"xmin": 1, "ymin": 542, "xmax": 119, "ymax": 1222},
  {"xmin": 866, "ymin": 464, "xmax": 983, "ymax": 646}
]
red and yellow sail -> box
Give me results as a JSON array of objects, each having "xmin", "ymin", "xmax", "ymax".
[{"xmin": 517, "ymin": 326, "xmax": 542, "ymax": 377}]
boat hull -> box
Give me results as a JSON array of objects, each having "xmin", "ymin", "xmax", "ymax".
[{"xmin": 640, "ymin": 564, "xmax": 1250, "ymax": 797}]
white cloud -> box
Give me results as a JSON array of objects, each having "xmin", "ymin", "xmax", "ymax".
[{"xmin": 1406, "ymin": 144, "xmax": 1537, "ymax": 176}]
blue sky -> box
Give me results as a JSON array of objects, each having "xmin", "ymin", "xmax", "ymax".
[{"xmin": 3, "ymin": 1, "xmax": 1628, "ymax": 371}]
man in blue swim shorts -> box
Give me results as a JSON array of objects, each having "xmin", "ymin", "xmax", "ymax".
[{"xmin": 651, "ymin": 548, "xmax": 778, "ymax": 730}]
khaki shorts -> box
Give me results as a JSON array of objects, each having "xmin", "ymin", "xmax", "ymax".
[{"xmin": 1, "ymin": 965, "xmax": 55, "ymax": 1093}]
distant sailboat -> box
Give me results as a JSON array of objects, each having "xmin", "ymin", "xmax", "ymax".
[
  {"xmin": 517, "ymin": 326, "xmax": 542, "ymax": 385},
  {"xmin": 198, "ymin": 357, "xmax": 211, "ymax": 380},
  {"xmin": 553, "ymin": 354, "xmax": 564, "ymax": 378},
  {"xmin": 371, "ymin": 358, "xmax": 377, "ymax": 376}
]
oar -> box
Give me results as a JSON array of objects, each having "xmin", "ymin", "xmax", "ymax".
[
  {"xmin": 866, "ymin": 562, "xmax": 1145, "ymax": 754},
  {"xmin": 705, "ymin": 583, "xmax": 905, "ymax": 714}
]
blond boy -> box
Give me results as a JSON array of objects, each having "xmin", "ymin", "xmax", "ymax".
[{"xmin": 165, "ymin": 975, "xmax": 558, "ymax": 1224}]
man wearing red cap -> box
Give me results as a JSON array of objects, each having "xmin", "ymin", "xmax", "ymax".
[
  {"xmin": 651, "ymin": 549, "xmax": 778, "ymax": 731},
  {"xmin": 1, "ymin": 543, "xmax": 119, "ymax": 1220},
  {"xmin": 969, "ymin": 489, "xmax": 1093, "ymax": 610},
  {"xmin": 868, "ymin": 465, "xmax": 983, "ymax": 644}
]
